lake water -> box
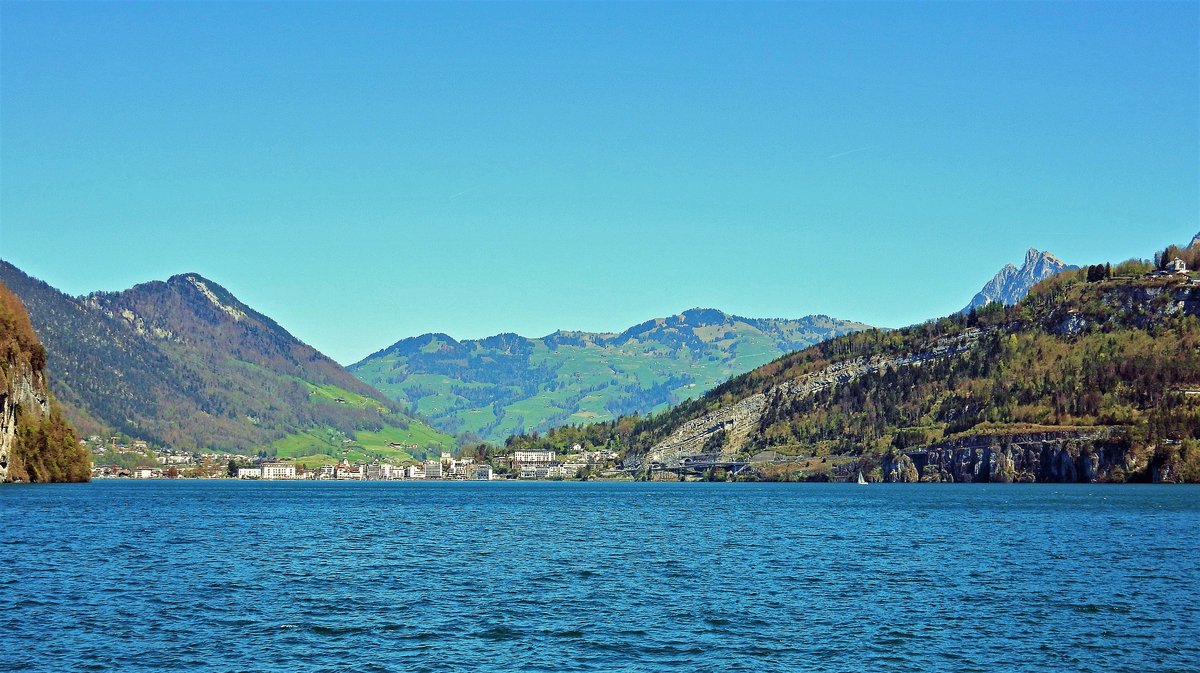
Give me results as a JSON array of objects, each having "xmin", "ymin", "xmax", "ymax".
[{"xmin": 1, "ymin": 481, "xmax": 1197, "ymax": 672}]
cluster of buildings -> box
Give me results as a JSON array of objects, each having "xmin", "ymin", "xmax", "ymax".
[
  {"xmin": 235, "ymin": 453, "xmax": 496, "ymax": 481},
  {"xmin": 508, "ymin": 450, "xmax": 583, "ymax": 479},
  {"xmin": 231, "ymin": 447, "xmax": 620, "ymax": 481},
  {"xmin": 505, "ymin": 447, "xmax": 620, "ymax": 479},
  {"xmin": 1149, "ymin": 257, "xmax": 1192, "ymax": 278},
  {"xmin": 87, "ymin": 432, "xmax": 621, "ymax": 481}
]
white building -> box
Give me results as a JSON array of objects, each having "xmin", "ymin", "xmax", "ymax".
[
  {"xmin": 261, "ymin": 463, "xmax": 296, "ymax": 480},
  {"xmin": 316, "ymin": 464, "xmax": 335, "ymax": 480},
  {"xmin": 1168, "ymin": 257, "xmax": 1188, "ymax": 274},
  {"xmin": 513, "ymin": 450, "xmax": 555, "ymax": 463},
  {"xmin": 133, "ymin": 468, "xmax": 156, "ymax": 479},
  {"xmin": 405, "ymin": 465, "xmax": 425, "ymax": 480},
  {"xmin": 237, "ymin": 467, "xmax": 262, "ymax": 479},
  {"xmin": 472, "ymin": 465, "xmax": 494, "ymax": 481},
  {"xmin": 378, "ymin": 463, "xmax": 404, "ymax": 480}
]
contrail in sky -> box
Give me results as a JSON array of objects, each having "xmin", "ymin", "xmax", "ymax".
[
  {"xmin": 449, "ymin": 186, "xmax": 480, "ymax": 199},
  {"xmin": 826, "ymin": 145, "xmax": 876, "ymax": 159}
]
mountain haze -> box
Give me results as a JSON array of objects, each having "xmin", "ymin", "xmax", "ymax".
[
  {"xmin": 351, "ymin": 309, "xmax": 870, "ymax": 442},
  {"xmin": 0, "ymin": 262, "xmax": 451, "ymax": 463}
]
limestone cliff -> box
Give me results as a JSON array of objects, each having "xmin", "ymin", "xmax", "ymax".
[
  {"xmin": 879, "ymin": 430, "xmax": 1133, "ymax": 483},
  {"xmin": 0, "ymin": 281, "xmax": 88, "ymax": 483}
]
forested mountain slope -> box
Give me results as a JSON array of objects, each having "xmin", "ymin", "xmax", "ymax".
[
  {"xmin": 505, "ymin": 245, "xmax": 1200, "ymax": 483},
  {"xmin": 0, "ymin": 262, "xmax": 451, "ymax": 463}
]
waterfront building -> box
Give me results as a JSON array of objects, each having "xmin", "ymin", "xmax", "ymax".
[
  {"xmin": 364, "ymin": 463, "xmax": 383, "ymax": 480},
  {"xmin": 424, "ymin": 460, "xmax": 443, "ymax": 479},
  {"xmin": 378, "ymin": 463, "xmax": 403, "ymax": 480},
  {"xmin": 334, "ymin": 459, "xmax": 362, "ymax": 480},
  {"xmin": 237, "ymin": 467, "xmax": 262, "ymax": 479},
  {"xmin": 261, "ymin": 463, "xmax": 296, "ymax": 480}
]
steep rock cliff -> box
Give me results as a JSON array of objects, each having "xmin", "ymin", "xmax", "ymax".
[
  {"xmin": 880, "ymin": 430, "xmax": 1131, "ymax": 483},
  {"xmin": 1, "ymin": 281, "xmax": 89, "ymax": 483}
]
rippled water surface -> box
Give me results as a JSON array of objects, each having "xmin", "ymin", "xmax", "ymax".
[{"xmin": 1, "ymin": 481, "xmax": 1197, "ymax": 672}]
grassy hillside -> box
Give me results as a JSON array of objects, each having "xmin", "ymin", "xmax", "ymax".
[
  {"xmin": 0, "ymin": 262, "xmax": 452, "ymax": 459},
  {"xmin": 351, "ymin": 309, "xmax": 870, "ymax": 442}
]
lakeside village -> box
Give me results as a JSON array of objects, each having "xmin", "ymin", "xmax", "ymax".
[{"xmin": 88, "ymin": 436, "xmax": 620, "ymax": 481}]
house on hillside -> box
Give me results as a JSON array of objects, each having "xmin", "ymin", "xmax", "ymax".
[{"xmin": 1168, "ymin": 257, "xmax": 1188, "ymax": 274}]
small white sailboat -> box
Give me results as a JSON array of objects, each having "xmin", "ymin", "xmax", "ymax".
[{"xmin": 857, "ymin": 471, "xmax": 867, "ymax": 485}]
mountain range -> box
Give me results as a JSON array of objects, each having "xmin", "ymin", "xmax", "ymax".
[
  {"xmin": 349, "ymin": 310, "xmax": 872, "ymax": 443},
  {"xmin": 504, "ymin": 235, "xmax": 1200, "ymax": 483},
  {"xmin": 0, "ymin": 262, "xmax": 452, "ymax": 464},
  {"xmin": 0, "ymin": 240, "xmax": 1092, "ymax": 465}
]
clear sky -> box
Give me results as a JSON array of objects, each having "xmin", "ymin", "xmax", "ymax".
[{"xmin": 2, "ymin": 2, "xmax": 1197, "ymax": 364}]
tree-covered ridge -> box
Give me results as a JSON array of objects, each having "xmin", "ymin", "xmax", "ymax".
[
  {"xmin": 0, "ymin": 262, "xmax": 452, "ymax": 461},
  {"xmin": 505, "ymin": 254, "xmax": 1200, "ymax": 482},
  {"xmin": 1, "ymin": 281, "xmax": 90, "ymax": 483},
  {"xmin": 350, "ymin": 308, "xmax": 871, "ymax": 442}
]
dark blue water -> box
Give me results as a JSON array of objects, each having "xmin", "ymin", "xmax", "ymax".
[{"xmin": 1, "ymin": 481, "xmax": 1197, "ymax": 673}]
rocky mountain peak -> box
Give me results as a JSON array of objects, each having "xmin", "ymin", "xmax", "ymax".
[{"xmin": 963, "ymin": 248, "xmax": 1077, "ymax": 312}]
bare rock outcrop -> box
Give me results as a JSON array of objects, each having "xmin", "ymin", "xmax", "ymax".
[
  {"xmin": 882, "ymin": 430, "xmax": 1128, "ymax": 483},
  {"xmin": 637, "ymin": 329, "xmax": 989, "ymax": 468}
]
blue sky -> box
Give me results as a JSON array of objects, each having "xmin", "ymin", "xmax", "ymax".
[{"xmin": 2, "ymin": 2, "xmax": 1197, "ymax": 364}]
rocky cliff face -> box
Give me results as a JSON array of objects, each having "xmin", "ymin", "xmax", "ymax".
[
  {"xmin": 963, "ymin": 248, "xmax": 1075, "ymax": 312},
  {"xmin": 880, "ymin": 430, "xmax": 1131, "ymax": 483},
  {"xmin": 630, "ymin": 328, "xmax": 988, "ymax": 470},
  {"xmin": 0, "ymin": 363, "xmax": 50, "ymax": 482},
  {"xmin": 1, "ymin": 280, "xmax": 88, "ymax": 483}
]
